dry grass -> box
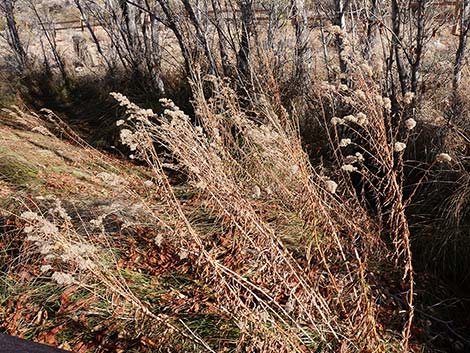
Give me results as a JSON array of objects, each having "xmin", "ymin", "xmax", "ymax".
[
  {"xmin": 0, "ymin": 3, "xmax": 469, "ymax": 351},
  {"xmin": 0, "ymin": 82, "xmax": 413, "ymax": 352},
  {"xmin": 0, "ymin": 61, "xmax": 466, "ymax": 352},
  {"xmin": 107, "ymin": 73, "xmax": 416, "ymax": 351}
]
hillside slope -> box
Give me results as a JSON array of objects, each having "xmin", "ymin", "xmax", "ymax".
[
  {"xmin": 1, "ymin": 104, "xmax": 463, "ymax": 352},
  {"xmin": 0, "ymin": 111, "xmax": 232, "ymax": 352}
]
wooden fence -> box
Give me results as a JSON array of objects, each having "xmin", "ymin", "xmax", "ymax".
[{"xmin": 51, "ymin": 2, "xmax": 461, "ymax": 33}]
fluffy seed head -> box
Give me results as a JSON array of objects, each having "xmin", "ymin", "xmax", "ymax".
[
  {"xmin": 343, "ymin": 115, "xmax": 358, "ymax": 124},
  {"xmin": 51, "ymin": 272, "xmax": 74, "ymax": 286},
  {"xmin": 341, "ymin": 164, "xmax": 358, "ymax": 172},
  {"xmin": 40, "ymin": 265, "xmax": 52, "ymax": 273},
  {"xmin": 355, "ymin": 90, "xmax": 366, "ymax": 101},
  {"xmin": 383, "ymin": 98, "xmax": 392, "ymax": 111},
  {"xmin": 355, "ymin": 152, "xmax": 365, "ymax": 162},
  {"xmin": 340, "ymin": 138, "xmax": 352, "ymax": 147},
  {"xmin": 436, "ymin": 153, "xmax": 452, "ymax": 163},
  {"xmin": 144, "ymin": 180, "xmax": 154, "ymax": 188},
  {"xmin": 405, "ymin": 118, "xmax": 417, "ymax": 130},
  {"xmin": 403, "ymin": 92, "xmax": 415, "ymax": 105},
  {"xmin": 331, "ymin": 117, "xmax": 343, "ymax": 126},
  {"xmin": 252, "ymin": 185, "xmax": 262, "ymax": 199},
  {"xmin": 344, "ymin": 155, "xmax": 358, "ymax": 164},
  {"xmin": 394, "ymin": 142, "xmax": 407, "ymax": 152},
  {"xmin": 324, "ymin": 180, "xmax": 338, "ymax": 194},
  {"xmin": 357, "ymin": 112, "xmax": 368, "ymax": 126}
]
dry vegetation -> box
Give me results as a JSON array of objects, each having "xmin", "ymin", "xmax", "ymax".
[{"xmin": 0, "ymin": 0, "xmax": 469, "ymax": 352}]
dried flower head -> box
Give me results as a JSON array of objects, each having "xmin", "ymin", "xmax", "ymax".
[
  {"xmin": 357, "ymin": 112, "xmax": 368, "ymax": 126},
  {"xmin": 154, "ymin": 234, "xmax": 164, "ymax": 247},
  {"xmin": 178, "ymin": 250, "xmax": 189, "ymax": 260},
  {"xmin": 436, "ymin": 153, "xmax": 452, "ymax": 163},
  {"xmin": 405, "ymin": 118, "xmax": 417, "ymax": 130},
  {"xmin": 24, "ymin": 225, "xmax": 34, "ymax": 233},
  {"xmin": 324, "ymin": 180, "xmax": 338, "ymax": 194},
  {"xmin": 21, "ymin": 211, "xmax": 42, "ymax": 221},
  {"xmin": 291, "ymin": 164, "xmax": 300, "ymax": 175},
  {"xmin": 331, "ymin": 117, "xmax": 343, "ymax": 126},
  {"xmin": 195, "ymin": 180, "xmax": 207, "ymax": 190},
  {"xmin": 195, "ymin": 126, "xmax": 204, "ymax": 135},
  {"xmin": 403, "ymin": 92, "xmax": 415, "ymax": 105},
  {"xmin": 375, "ymin": 95, "xmax": 384, "ymax": 106},
  {"xmin": 343, "ymin": 115, "xmax": 358, "ymax": 124},
  {"xmin": 340, "ymin": 138, "xmax": 352, "ymax": 147},
  {"xmin": 40, "ymin": 221, "xmax": 59, "ymax": 236},
  {"xmin": 54, "ymin": 200, "xmax": 71, "ymax": 222},
  {"xmin": 341, "ymin": 164, "xmax": 358, "ymax": 172},
  {"xmin": 383, "ymin": 97, "xmax": 392, "ymax": 111},
  {"xmin": 40, "ymin": 265, "xmax": 52, "ymax": 273},
  {"xmin": 360, "ymin": 63, "xmax": 373, "ymax": 77},
  {"xmin": 394, "ymin": 142, "xmax": 407, "ymax": 152},
  {"xmin": 144, "ymin": 180, "xmax": 154, "ymax": 188},
  {"xmin": 344, "ymin": 155, "xmax": 358, "ymax": 164},
  {"xmin": 89, "ymin": 216, "xmax": 104, "ymax": 229},
  {"xmin": 355, "ymin": 90, "xmax": 366, "ymax": 101},
  {"xmin": 252, "ymin": 185, "xmax": 262, "ymax": 199},
  {"xmin": 265, "ymin": 186, "xmax": 273, "ymax": 195},
  {"xmin": 51, "ymin": 272, "xmax": 74, "ymax": 286},
  {"xmin": 119, "ymin": 129, "xmax": 138, "ymax": 151},
  {"xmin": 355, "ymin": 152, "xmax": 365, "ymax": 162}
]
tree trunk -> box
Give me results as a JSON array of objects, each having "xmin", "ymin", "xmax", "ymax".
[
  {"xmin": 156, "ymin": 0, "xmax": 193, "ymax": 77},
  {"xmin": 211, "ymin": 0, "xmax": 232, "ymax": 76},
  {"xmin": 453, "ymin": 0, "xmax": 470, "ymax": 94},
  {"xmin": 181, "ymin": 0, "xmax": 218, "ymax": 75},
  {"xmin": 334, "ymin": 0, "xmax": 349, "ymax": 76},
  {"xmin": 410, "ymin": 0, "xmax": 426, "ymax": 95},
  {"xmin": 237, "ymin": 0, "xmax": 254, "ymax": 82},
  {"xmin": 29, "ymin": 1, "xmax": 68, "ymax": 83},
  {"xmin": 1, "ymin": 0, "xmax": 27, "ymax": 72},
  {"xmin": 364, "ymin": 0, "xmax": 379, "ymax": 61},
  {"xmin": 74, "ymin": 0, "xmax": 114, "ymax": 71},
  {"xmin": 291, "ymin": 0, "xmax": 311, "ymax": 86},
  {"xmin": 148, "ymin": 3, "xmax": 166, "ymax": 94},
  {"xmin": 390, "ymin": 0, "xmax": 408, "ymax": 95}
]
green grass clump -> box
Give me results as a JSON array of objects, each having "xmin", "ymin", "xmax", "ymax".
[{"xmin": 0, "ymin": 148, "xmax": 39, "ymax": 187}]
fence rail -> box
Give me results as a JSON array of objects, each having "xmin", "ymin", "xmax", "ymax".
[{"xmin": 51, "ymin": 2, "xmax": 461, "ymax": 32}]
